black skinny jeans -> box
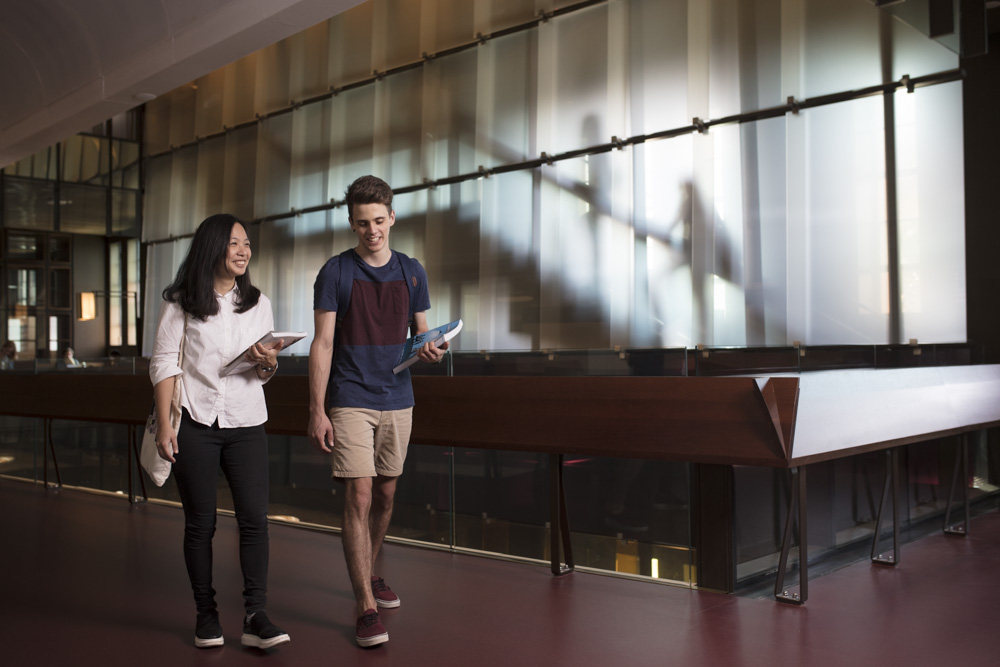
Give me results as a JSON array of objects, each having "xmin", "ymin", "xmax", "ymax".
[{"xmin": 173, "ymin": 409, "xmax": 270, "ymax": 615}]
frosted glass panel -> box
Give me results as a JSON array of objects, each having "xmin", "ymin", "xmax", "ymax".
[
  {"xmin": 378, "ymin": 0, "xmax": 422, "ymax": 71},
  {"xmin": 486, "ymin": 0, "xmax": 538, "ymax": 32},
  {"xmin": 327, "ymin": 87, "xmax": 376, "ymax": 199},
  {"xmin": 223, "ymin": 53, "xmax": 258, "ymax": 129},
  {"xmin": 222, "ymin": 126, "xmax": 258, "ymax": 221},
  {"xmin": 423, "ymin": 52, "xmax": 477, "ymax": 180},
  {"xmin": 634, "ymin": 137, "xmax": 695, "ymax": 348},
  {"xmin": 288, "ymin": 22, "xmax": 330, "ymax": 105},
  {"xmin": 141, "ymin": 239, "xmax": 191, "ymax": 356},
  {"xmin": 254, "ymin": 42, "xmax": 291, "ymax": 117},
  {"xmin": 289, "ymin": 102, "xmax": 333, "ymax": 211},
  {"xmin": 798, "ymin": 96, "xmax": 889, "ymax": 345},
  {"xmin": 479, "ymin": 34, "xmax": 533, "ymax": 168},
  {"xmin": 479, "ymin": 170, "xmax": 538, "ymax": 350},
  {"xmin": 628, "ymin": 0, "xmax": 689, "ymax": 135},
  {"xmin": 195, "ymin": 137, "xmax": 225, "ymax": 219},
  {"xmin": 708, "ymin": 124, "xmax": 748, "ymax": 346},
  {"xmin": 168, "ymin": 86, "xmax": 197, "ymax": 149},
  {"xmin": 328, "ymin": 1, "xmax": 373, "ymax": 84},
  {"xmin": 420, "ymin": 183, "xmax": 474, "ymax": 337},
  {"xmin": 539, "ymin": 153, "xmax": 619, "ymax": 349},
  {"xmin": 143, "ymin": 155, "xmax": 172, "ymax": 241},
  {"xmin": 144, "ymin": 96, "xmax": 172, "ymax": 156},
  {"xmin": 166, "ymin": 147, "xmax": 200, "ymax": 237},
  {"xmin": 550, "ymin": 4, "xmax": 609, "ymax": 156},
  {"xmin": 427, "ymin": 0, "xmax": 474, "ymax": 52},
  {"xmin": 382, "ymin": 71, "xmax": 425, "ymax": 187},
  {"xmin": 752, "ymin": 117, "xmax": 790, "ymax": 345},
  {"xmin": 255, "ymin": 116, "xmax": 293, "ymax": 218},
  {"xmin": 896, "ymin": 82, "xmax": 965, "ymax": 343},
  {"xmin": 802, "ymin": 0, "xmax": 881, "ymax": 99},
  {"xmin": 193, "ymin": 69, "xmax": 225, "ymax": 140}
]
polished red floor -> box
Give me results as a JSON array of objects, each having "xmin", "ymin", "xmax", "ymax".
[{"xmin": 2, "ymin": 478, "xmax": 998, "ymax": 667}]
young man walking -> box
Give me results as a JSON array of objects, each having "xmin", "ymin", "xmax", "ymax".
[{"xmin": 308, "ymin": 175, "xmax": 447, "ymax": 647}]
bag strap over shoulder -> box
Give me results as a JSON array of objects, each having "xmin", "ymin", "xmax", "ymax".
[
  {"xmin": 395, "ymin": 250, "xmax": 420, "ymax": 324},
  {"xmin": 336, "ymin": 249, "xmax": 355, "ymax": 323}
]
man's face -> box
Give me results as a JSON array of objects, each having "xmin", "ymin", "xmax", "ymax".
[{"xmin": 350, "ymin": 203, "xmax": 394, "ymax": 255}]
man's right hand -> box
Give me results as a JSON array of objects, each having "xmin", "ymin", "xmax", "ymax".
[{"xmin": 308, "ymin": 412, "xmax": 334, "ymax": 453}]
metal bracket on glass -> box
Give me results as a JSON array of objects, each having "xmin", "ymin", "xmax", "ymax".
[
  {"xmin": 549, "ymin": 453, "xmax": 574, "ymax": 576},
  {"xmin": 774, "ymin": 466, "xmax": 808, "ymax": 605},
  {"xmin": 943, "ymin": 433, "xmax": 970, "ymax": 537},
  {"xmin": 870, "ymin": 448, "xmax": 900, "ymax": 566}
]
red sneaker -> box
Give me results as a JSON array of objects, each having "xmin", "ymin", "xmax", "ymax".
[
  {"xmin": 371, "ymin": 576, "xmax": 401, "ymax": 608},
  {"xmin": 356, "ymin": 608, "xmax": 388, "ymax": 647}
]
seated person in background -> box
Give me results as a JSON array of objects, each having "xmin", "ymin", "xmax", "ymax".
[
  {"xmin": 57, "ymin": 346, "xmax": 83, "ymax": 369},
  {"xmin": 0, "ymin": 340, "xmax": 16, "ymax": 370}
]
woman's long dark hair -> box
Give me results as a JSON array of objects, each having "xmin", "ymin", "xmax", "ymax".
[{"xmin": 162, "ymin": 213, "xmax": 261, "ymax": 320}]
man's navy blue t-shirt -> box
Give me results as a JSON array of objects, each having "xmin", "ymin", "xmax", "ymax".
[{"xmin": 313, "ymin": 249, "xmax": 430, "ymax": 411}]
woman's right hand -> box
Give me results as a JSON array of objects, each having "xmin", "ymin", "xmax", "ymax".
[{"xmin": 156, "ymin": 424, "xmax": 179, "ymax": 463}]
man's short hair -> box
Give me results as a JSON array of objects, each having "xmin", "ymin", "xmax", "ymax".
[{"xmin": 345, "ymin": 175, "xmax": 393, "ymax": 219}]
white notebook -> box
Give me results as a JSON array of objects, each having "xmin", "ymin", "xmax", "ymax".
[{"xmin": 221, "ymin": 331, "xmax": 307, "ymax": 376}]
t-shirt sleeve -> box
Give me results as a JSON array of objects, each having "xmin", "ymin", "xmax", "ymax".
[
  {"xmin": 313, "ymin": 255, "xmax": 340, "ymax": 312},
  {"xmin": 414, "ymin": 260, "xmax": 431, "ymax": 313}
]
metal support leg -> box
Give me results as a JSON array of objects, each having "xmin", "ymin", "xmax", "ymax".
[
  {"xmin": 943, "ymin": 433, "xmax": 970, "ymax": 536},
  {"xmin": 128, "ymin": 424, "xmax": 149, "ymax": 504},
  {"xmin": 43, "ymin": 418, "xmax": 62, "ymax": 489},
  {"xmin": 549, "ymin": 453, "xmax": 574, "ymax": 576},
  {"xmin": 774, "ymin": 466, "xmax": 808, "ymax": 605},
  {"xmin": 871, "ymin": 448, "xmax": 900, "ymax": 565}
]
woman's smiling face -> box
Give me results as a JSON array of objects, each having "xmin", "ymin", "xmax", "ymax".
[{"xmin": 217, "ymin": 222, "xmax": 251, "ymax": 283}]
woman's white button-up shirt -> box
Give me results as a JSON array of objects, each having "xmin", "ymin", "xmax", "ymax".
[{"xmin": 149, "ymin": 289, "xmax": 275, "ymax": 428}]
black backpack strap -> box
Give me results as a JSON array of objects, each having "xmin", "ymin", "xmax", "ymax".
[
  {"xmin": 336, "ymin": 249, "xmax": 355, "ymax": 322},
  {"xmin": 394, "ymin": 251, "xmax": 419, "ymax": 325}
]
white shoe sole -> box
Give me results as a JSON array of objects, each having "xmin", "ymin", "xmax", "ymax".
[
  {"xmin": 356, "ymin": 631, "xmax": 388, "ymax": 648},
  {"xmin": 240, "ymin": 632, "xmax": 290, "ymax": 649},
  {"xmin": 375, "ymin": 598, "xmax": 401, "ymax": 608},
  {"xmin": 194, "ymin": 636, "xmax": 224, "ymax": 648}
]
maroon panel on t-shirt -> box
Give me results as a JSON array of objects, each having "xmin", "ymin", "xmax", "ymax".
[{"xmin": 340, "ymin": 278, "xmax": 409, "ymax": 346}]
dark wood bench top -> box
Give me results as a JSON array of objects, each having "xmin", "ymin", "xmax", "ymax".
[{"xmin": 3, "ymin": 365, "xmax": 998, "ymax": 468}]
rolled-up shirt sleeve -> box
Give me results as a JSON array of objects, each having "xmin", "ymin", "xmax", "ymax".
[{"xmin": 149, "ymin": 300, "xmax": 185, "ymax": 387}]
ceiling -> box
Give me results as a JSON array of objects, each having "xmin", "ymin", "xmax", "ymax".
[
  {"xmin": 1, "ymin": 0, "xmax": 995, "ymax": 170},
  {"xmin": 0, "ymin": 0, "xmax": 364, "ymax": 168}
]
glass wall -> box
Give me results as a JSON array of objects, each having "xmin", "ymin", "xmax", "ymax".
[
  {"xmin": 141, "ymin": 0, "xmax": 965, "ymax": 357},
  {"xmin": 1, "ymin": 111, "xmax": 142, "ymax": 357},
  {"xmin": 733, "ymin": 434, "xmax": 998, "ymax": 586}
]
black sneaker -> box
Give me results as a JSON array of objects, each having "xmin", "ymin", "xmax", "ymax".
[
  {"xmin": 195, "ymin": 611, "xmax": 224, "ymax": 648},
  {"xmin": 240, "ymin": 611, "xmax": 290, "ymax": 649}
]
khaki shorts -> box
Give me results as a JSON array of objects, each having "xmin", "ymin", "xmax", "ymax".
[{"xmin": 329, "ymin": 407, "xmax": 413, "ymax": 478}]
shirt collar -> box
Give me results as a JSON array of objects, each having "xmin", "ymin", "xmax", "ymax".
[{"xmin": 215, "ymin": 283, "xmax": 240, "ymax": 301}]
